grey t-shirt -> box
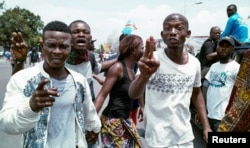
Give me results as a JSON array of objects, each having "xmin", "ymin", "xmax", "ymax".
[{"xmin": 46, "ymin": 75, "xmax": 76, "ymax": 148}]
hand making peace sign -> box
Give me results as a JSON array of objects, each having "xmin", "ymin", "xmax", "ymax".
[
  {"xmin": 10, "ymin": 32, "xmax": 28, "ymax": 62},
  {"xmin": 137, "ymin": 36, "xmax": 160, "ymax": 79}
]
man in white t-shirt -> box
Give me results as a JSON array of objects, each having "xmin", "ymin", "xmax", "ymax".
[
  {"xmin": 129, "ymin": 13, "xmax": 211, "ymax": 148},
  {"xmin": 205, "ymin": 36, "xmax": 240, "ymax": 132}
]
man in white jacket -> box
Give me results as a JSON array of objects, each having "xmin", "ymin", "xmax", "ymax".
[{"xmin": 0, "ymin": 20, "xmax": 101, "ymax": 148}]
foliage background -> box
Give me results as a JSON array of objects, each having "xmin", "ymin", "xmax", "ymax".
[{"xmin": 0, "ymin": 1, "xmax": 44, "ymax": 50}]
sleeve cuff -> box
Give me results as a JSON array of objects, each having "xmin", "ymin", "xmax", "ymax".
[{"xmin": 17, "ymin": 99, "xmax": 39, "ymax": 119}]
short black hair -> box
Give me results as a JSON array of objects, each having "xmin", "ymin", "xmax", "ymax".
[
  {"xmin": 210, "ymin": 26, "xmax": 220, "ymax": 33},
  {"xmin": 43, "ymin": 20, "xmax": 71, "ymax": 35},
  {"xmin": 163, "ymin": 13, "xmax": 189, "ymax": 29},
  {"xmin": 228, "ymin": 4, "xmax": 237, "ymax": 12},
  {"xmin": 69, "ymin": 20, "xmax": 91, "ymax": 31}
]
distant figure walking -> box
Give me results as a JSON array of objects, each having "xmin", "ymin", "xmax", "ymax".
[
  {"xmin": 29, "ymin": 47, "xmax": 39, "ymax": 66},
  {"xmin": 99, "ymin": 52, "xmax": 104, "ymax": 62}
]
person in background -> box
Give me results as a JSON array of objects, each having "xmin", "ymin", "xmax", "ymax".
[
  {"xmin": 66, "ymin": 20, "xmax": 117, "ymax": 104},
  {"xmin": 0, "ymin": 20, "xmax": 101, "ymax": 148},
  {"xmin": 217, "ymin": 43, "xmax": 250, "ymax": 132},
  {"xmin": 94, "ymin": 35, "xmax": 144, "ymax": 147},
  {"xmin": 29, "ymin": 47, "xmax": 40, "ymax": 66},
  {"xmin": 94, "ymin": 33, "xmax": 144, "ymax": 127},
  {"xmin": 204, "ymin": 36, "xmax": 240, "ymax": 132},
  {"xmin": 199, "ymin": 26, "xmax": 221, "ymax": 72},
  {"xmin": 129, "ymin": 13, "xmax": 211, "ymax": 147},
  {"xmin": 66, "ymin": 20, "xmax": 117, "ymax": 148},
  {"xmin": 99, "ymin": 52, "xmax": 104, "ymax": 63},
  {"xmin": 198, "ymin": 26, "xmax": 221, "ymax": 101},
  {"xmin": 221, "ymin": 4, "xmax": 249, "ymax": 43},
  {"xmin": 4, "ymin": 50, "xmax": 11, "ymax": 62}
]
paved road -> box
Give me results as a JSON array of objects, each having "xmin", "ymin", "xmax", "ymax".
[
  {"xmin": 0, "ymin": 59, "xmax": 21, "ymax": 148},
  {"xmin": 0, "ymin": 59, "xmax": 206, "ymax": 148}
]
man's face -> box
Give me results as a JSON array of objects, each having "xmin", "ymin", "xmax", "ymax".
[
  {"xmin": 41, "ymin": 31, "xmax": 71, "ymax": 69},
  {"xmin": 161, "ymin": 15, "xmax": 190, "ymax": 48},
  {"xmin": 70, "ymin": 22, "xmax": 92, "ymax": 52},
  {"xmin": 210, "ymin": 28, "xmax": 221, "ymax": 41},
  {"xmin": 217, "ymin": 41, "xmax": 234, "ymax": 59},
  {"xmin": 227, "ymin": 6, "xmax": 236, "ymax": 17}
]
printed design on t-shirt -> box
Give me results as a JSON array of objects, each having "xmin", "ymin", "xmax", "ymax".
[
  {"xmin": 23, "ymin": 73, "xmax": 49, "ymax": 147},
  {"xmin": 75, "ymin": 82, "xmax": 86, "ymax": 134},
  {"xmin": 24, "ymin": 73, "xmax": 46, "ymax": 97},
  {"xmin": 209, "ymin": 71, "xmax": 227, "ymax": 87},
  {"xmin": 147, "ymin": 73, "xmax": 193, "ymax": 93}
]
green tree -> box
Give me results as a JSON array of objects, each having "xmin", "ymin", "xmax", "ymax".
[
  {"xmin": 0, "ymin": 6, "xmax": 44, "ymax": 50},
  {"xmin": 0, "ymin": 1, "xmax": 4, "ymax": 9}
]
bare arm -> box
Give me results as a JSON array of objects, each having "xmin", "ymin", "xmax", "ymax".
[
  {"xmin": 206, "ymin": 52, "xmax": 217, "ymax": 61},
  {"xmin": 191, "ymin": 87, "xmax": 212, "ymax": 143},
  {"xmin": 203, "ymin": 41, "xmax": 217, "ymax": 62},
  {"xmin": 100, "ymin": 58, "xmax": 117, "ymax": 72},
  {"xmin": 129, "ymin": 74, "xmax": 149, "ymax": 99},
  {"xmin": 10, "ymin": 32, "xmax": 28, "ymax": 75},
  {"xmin": 94, "ymin": 63, "xmax": 122, "ymax": 113},
  {"xmin": 12, "ymin": 62, "xmax": 25, "ymax": 75},
  {"xmin": 93, "ymin": 74, "xmax": 104, "ymax": 85}
]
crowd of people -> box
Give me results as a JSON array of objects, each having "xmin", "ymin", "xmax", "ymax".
[{"xmin": 0, "ymin": 3, "xmax": 249, "ymax": 148}]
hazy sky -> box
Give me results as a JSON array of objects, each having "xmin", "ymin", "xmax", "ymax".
[{"xmin": 3, "ymin": 0, "xmax": 250, "ymax": 46}]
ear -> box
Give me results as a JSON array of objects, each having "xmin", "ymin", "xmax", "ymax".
[
  {"xmin": 160, "ymin": 31, "xmax": 163, "ymax": 38},
  {"xmin": 187, "ymin": 30, "xmax": 191, "ymax": 38}
]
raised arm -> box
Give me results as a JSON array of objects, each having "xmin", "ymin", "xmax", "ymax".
[
  {"xmin": 129, "ymin": 36, "xmax": 160, "ymax": 98},
  {"xmin": 100, "ymin": 58, "xmax": 117, "ymax": 72},
  {"xmin": 10, "ymin": 32, "xmax": 28, "ymax": 75}
]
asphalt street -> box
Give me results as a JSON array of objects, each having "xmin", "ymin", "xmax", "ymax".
[{"xmin": 0, "ymin": 59, "xmax": 206, "ymax": 148}]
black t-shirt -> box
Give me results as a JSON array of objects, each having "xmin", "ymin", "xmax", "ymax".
[
  {"xmin": 198, "ymin": 38, "xmax": 218, "ymax": 69},
  {"xmin": 102, "ymin": 61, "xmax": 132, "ymax": 119},
  {"xmin": 30, "ymin": 52, "xmax": 39, "ymax": 63}
]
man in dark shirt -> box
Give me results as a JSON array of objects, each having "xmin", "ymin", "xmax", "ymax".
[
  {"xmin": 198, "ymin": 26, "xmax": 221, "ymax": 102},
  {"xmin": 199, "ymin": 26, "xmax": 221, "ymax": 74}
]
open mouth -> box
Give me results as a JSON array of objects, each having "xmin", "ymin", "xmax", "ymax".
[{"xmin": 76, "ymin": 39, "xmax": 86, "ymax": 46}]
